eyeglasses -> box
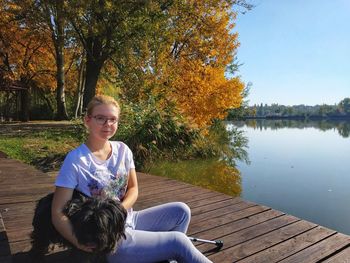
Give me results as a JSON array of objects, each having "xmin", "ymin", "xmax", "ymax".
[{"xmin": 91, "ymin": 115, "xmax": 119, "ymax": 125}]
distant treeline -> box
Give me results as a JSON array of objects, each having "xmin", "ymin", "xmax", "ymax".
[
  {"xmin": 233, "ymin": 119, "xmax": 350, "ymax": 138},
  {"xmin": 227, "ymin": 98, "xmax": 350, "ymax": 120}
]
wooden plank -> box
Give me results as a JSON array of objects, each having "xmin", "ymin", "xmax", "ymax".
[
  {"xmin": 7, "ymin": 239, "xmax": 32, "ymax": 254},
  {"xmin": 191, "ymin": 201, "xmax": 256, "ymax": 222},
  {"xmin": 0, "ymin": 177, "xmax": 54, "ymax": 187},
  {"xmin": 190, "ymin": 195, "xmax": 238, "ymax": 209},
  {"xmin": 140, "ymin": 186, "xmax": 215, "ymax": 203},
  {"xmin": 0, "ymin": 178, "xmax": 53, "ymax": 189},
  {"xmin": 0, "ymin": 184, "xmax": 54, "ymax": 193},
  {"xmin": 279, "ymin": 233, "xmax": 350, "ymax": 263},
  {"xmin": 0, "ymin": 214, "xmax": 33, "ymax": 232},
  {"xmin": 191, "ymin": 198, "xmax": 242, "ymax": 216},
  {"xmin": 0, "ymin": 213, "xmax": 6, "ymax": 241},
  {"xmin": 4, "ymin": 227, "xmax": 32, "ymax": 243},
  {"xmin": 0, "ymin": 160, "xmax": 44, "ymax": 174},
  {"xmin": 188, "ymin": 195, "xmax": 240, "ymax": 209},
  {"xmin": 8, "ymin": 235, "xmax": 31, "ymax": 247},
  {"xmin": 239, "ymin": 226, "xmax": 336, "ymax": 263},
  {"xmin": 139, "ymin": 184, "xmax": 199, "ymax": 200},
  {"xmin": 217, "ymin": 220, "xmax": 317, "ymax": 262},
  {"xmin": 192, "ymin": 209, "xmax": 284, "ymax": 241},
  {"xmin": 139, "ymin": 176, "xmax": 190, "ymax": 189},
  {"xmin": 0, "ymin": 213, "xmax": 11, "ymax": 258},
  {"xmin": 0, "ymin": 202, "xmax": 36, "ymax": 215},
  {"xmin": 0, "ymin": 203, "xmax": 34, "ymax": 243},
  {"xmin": 138, "ymin": 177, "xmax": 175, "ymax": 186},
  {"xmin": 189, "ymin": 205, "xmax": 270, "ymax": 235},
  {"xmin": 0, "ymin": 205, "xmax": 34, "ymax": 228},
  {"xmin": 135, "ymin": 190, "xmax": 221, "ymax": 210},
  {"xmin": 9, "ymin": 238, "xmax": 68, "ymax": 255},
  {"xmin": 0, "ymin": 191, "xmax": 54, "ymax": 205},
  {"xmin": 322, "ymin": 246, "xmax": 350, "ymax": 262},
  {"xmin": 206, "ymin": 215, "xmax": 299, "ymax": 259},
  {"xmin": 137, "ymin": 173, "xmax": 173, "ymax": 185}
]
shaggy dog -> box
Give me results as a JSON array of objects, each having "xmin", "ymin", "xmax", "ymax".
[{"xmin": 29, "ymin": 190, "xmax": 127, "ymax": 263}]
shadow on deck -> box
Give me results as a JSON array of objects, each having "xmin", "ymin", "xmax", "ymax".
[{"xmin": 1, "ymin": 155, "xmax": 350, "ymax": 262}]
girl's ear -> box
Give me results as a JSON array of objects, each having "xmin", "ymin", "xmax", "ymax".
[{"xmin": 83, "ymin": 115, "xmax": 90, "ymax": 130}]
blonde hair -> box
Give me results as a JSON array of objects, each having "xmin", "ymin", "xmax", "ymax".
[{"xmin": 86, "ymin": 95, "xmax": 120, "ymax": 116}]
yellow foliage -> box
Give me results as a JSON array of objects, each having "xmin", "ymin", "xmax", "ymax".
[
  {"xmin": 172, "ymin": 59, "xmax": 244, "ymax": 127},
  {"xmin": 149, "ymin": 0, "xmax": 244, "ymax": 128},
  {"xmin": 0, "ymin": 1, "xmax": 80, "ymax": 95}
]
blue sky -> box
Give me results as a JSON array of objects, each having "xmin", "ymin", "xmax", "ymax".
[{"xmin": 234, "ymin": 0, "xmax": 350, "ymax": 106}]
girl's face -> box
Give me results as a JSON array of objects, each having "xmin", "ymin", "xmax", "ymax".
[{"xmin": 84, "ymin": 104, "xmax": 120, "ymax": 141}]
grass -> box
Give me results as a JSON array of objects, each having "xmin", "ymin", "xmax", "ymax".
[{"xmin": 0, "ymin": 129, "xmax": 83, "ymax": 171}]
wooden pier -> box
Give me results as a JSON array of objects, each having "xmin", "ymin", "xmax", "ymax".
[{"xmin": 1, "ymin": 155, "xmax": 350, "ymax": 262}]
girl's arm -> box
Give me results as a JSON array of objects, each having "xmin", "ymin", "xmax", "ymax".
[
  {"xmin": 51, "ymin": 187, "xmax": 94, "ymax": 252},
  {"xmin": 121, "ymin": 168, "xmax": 138, "ymax": 209}
]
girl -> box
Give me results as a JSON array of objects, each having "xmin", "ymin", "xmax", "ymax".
[{"xmin": 51, "ymin": 95, "xmax": 212, "ymax": 263}]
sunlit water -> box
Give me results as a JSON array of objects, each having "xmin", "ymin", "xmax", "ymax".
[
  {"xmin": 234, "ymin": 120, "xmax": 350, "ymax": 235},
  {"xmin": 147, "ymin": 120, "xmax": 350, "ymax": 235}
]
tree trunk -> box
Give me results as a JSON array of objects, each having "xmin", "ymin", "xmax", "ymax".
[
  {"xmin": 54, "ymin": 0, "xmax": 68, "ymax": 120},
  {"xmin": 81, "ymin": 35, "xmax": 107, "ymax": 109},
  {"xmin": 37, "ymin": 88, "xmax": 54, "ymax": 116},
  {"xmin": 75, "ymin": 59, "xmax": 86, "ymax": 118},
  {"xmin": 82, "ymin": 56, "xmax": 104, "ymax": 109},
  {"xmin": 55, "ymin": 48, "xmax": 68, "ymax": 119},
  {"xmin": 20, "ymin": 87, "xmax": 30, "ymax": 122}
]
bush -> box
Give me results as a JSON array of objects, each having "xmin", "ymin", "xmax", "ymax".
[
  {"xmin": 191, "ymin": 120, "xmax": 249, "ymax": 166},
  {"xmin": 116, "ymin": 98, "xmax": 198, "ymax": 168}
]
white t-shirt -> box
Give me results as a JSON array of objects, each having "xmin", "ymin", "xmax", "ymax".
[{"xmin": 55, "ymin": 141, "xmax": 136, "ymax": 227}]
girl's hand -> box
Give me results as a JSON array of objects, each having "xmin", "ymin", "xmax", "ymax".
[{"xmin": 76, "ymin": 242, "xmax": 97, "ymax": 253}]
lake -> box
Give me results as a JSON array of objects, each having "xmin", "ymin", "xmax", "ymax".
[
  {"xmin": 234, "ymin": 119, "xmax": 350, "ymax": 235},
  {"xmin": 147, "ymin": 119, "xmax": 350, "ymax": 235}
]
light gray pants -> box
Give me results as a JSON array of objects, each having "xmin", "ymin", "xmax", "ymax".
[{"xmin": 108, "ymin": 202, "xmax": 212, "ymax": 263}]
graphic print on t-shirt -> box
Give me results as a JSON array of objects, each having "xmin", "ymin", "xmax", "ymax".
[{"xmin": 87, "ymin": 164, "xmax": 128, "ymax": 201}]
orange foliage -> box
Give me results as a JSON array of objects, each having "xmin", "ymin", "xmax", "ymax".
[
  {"xmin": 0, "ymin": 1, "xmax": 80, "ymax": 96},
  {"xmin": 0, "ymin": 1, "xmax": 56, "ymax": 89}
]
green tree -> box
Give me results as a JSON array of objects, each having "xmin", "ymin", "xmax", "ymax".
[
  {"xmin": 38, "ymin": 0, "xmax": 69, "ymax": 119},
  {"xmin": 66, "ymin": 0, "xmax": 154, "ymax": 108},
  {"xmin": 339, "ymin": 98, "xmax": 350, "ymax": 114},
  {"xmin": 10, "ymin": 0, "xmax": 73, "ymax": 119}
]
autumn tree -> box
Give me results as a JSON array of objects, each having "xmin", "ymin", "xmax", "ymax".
[
  {"xmin": 63, "ymin": 0, "xmax": 160, "ymax": 108},
  {"xmin": 38, "ymin": 0, "xmax": 69, "ymax": 119},
  {"xmin": 2, "ymin": 0, "xmax": 249, "ymax": 124},
  {"xmin": 0, "ymin": 1, "xmax": 56, "ymax": 121},
  {"xmin": 11, "ymin": 0, "xmax": 72, "ymax": 120},
  {"xmin": 132, "ymin": 0, "xmax": 246, "ymax": 128}
]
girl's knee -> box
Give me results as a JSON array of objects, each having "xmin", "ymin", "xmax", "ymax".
[
  {"xmin": 173, "ymin": 202, "xmax": 191, "ymax": 232},
  {"xmin": 172, "ymin": 231, "xmax": 192, "ymax": 247},
  {"xmin": 174, "ymin": 202, "xmax": 191, "ymax": 219}
]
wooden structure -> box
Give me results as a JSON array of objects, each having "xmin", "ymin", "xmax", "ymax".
[
  {"xmin": 1, "ymin": 155, "xmax": 350, "ymax": 262},
  {"xmin": 0, "ymin": 82, "xmax": 28, "ymax": 122}
]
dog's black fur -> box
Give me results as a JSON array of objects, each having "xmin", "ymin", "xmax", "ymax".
[{"xmin": 29, "ymin": 190, "xmax": 127, "ymax": 263}]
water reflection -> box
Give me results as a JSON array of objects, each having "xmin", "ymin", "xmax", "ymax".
[
  {"xmin": 144, "ymin": 123, "xmax": 249, "ymax": 197},
  {"xmin": 146, "ymin": 158, "xmax": 242, "ymax": 197},
  {"xmin": 233, "ymin": 119, "xmax": 350, "ymax": 138},
  {"xmin": 234, "ymin": 119, "xmax": 350, "ymax": 235},
  {"xmin": 145, "ymin": 119, "xmax": 350, "ymax": 234}
]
